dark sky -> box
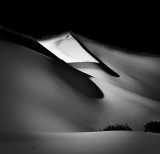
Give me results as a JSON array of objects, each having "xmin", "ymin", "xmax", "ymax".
[{"xmin": 0, "ymin": 5, "xmax": 159, "ymax": 54}]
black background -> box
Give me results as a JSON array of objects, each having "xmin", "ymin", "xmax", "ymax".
[{"xmin": 0, "ymin": 3, "xmax": 159, "ymax": 54}]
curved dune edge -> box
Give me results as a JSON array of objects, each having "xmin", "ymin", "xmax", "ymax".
[
  {"xmin": 0, "ymin": 131, "xmax": 160, "ymax": 154},
  {"xmin": 71, "ymin": 62, "xmax": 160, "ymax": 102}
]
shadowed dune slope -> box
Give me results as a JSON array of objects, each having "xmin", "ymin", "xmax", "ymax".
[
  {"xmin": 0, "ymin": 27, "xmax": 60, "ymax": 60},
  {"xmin": 0, "ymin": 29, "xmax": 105, "ymax": 133},
  {"xmin": 72, "ymin": 33, "xmax": 160, "ymax": 92}
]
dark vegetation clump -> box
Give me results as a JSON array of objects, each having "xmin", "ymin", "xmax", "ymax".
[
  {"xmin": 144, "ymin": 121, "xmax": 160, "ymax": 134},
  {"xmin": 101, "ymin": 124, "xmax": 132, "ymax": 131}
]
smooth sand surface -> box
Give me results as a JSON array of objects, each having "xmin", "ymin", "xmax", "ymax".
[
  {"xmin": 0, "ymin": 28, "xmax": 160, "ymax": 153},
  {"xmin": 1, "ymin": 131, "xmax": 160, "ymax": 154}
]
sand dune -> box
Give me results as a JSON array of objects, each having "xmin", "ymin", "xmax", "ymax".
[
  {"xmin": 0, "ymin": 27, "xmax": 160, "ymax": 153},
  {"xmin": 0, "ymin": 38, "xmax": 104, "ymax": 132},
  {"xmin": 39, "ymin": 32, "xmax": 160, "ymax": 130},
  {"xmin": 72, "ymin": 33, "xmax": 160, "ymax": 92}
]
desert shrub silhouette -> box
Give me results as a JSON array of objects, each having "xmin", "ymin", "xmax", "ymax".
[
  {"xmin": 144, "ymin": 121, "xmax": 160, "ymax": 133},
  {"xmin": 101, "ymin": 124, "xmax": 132, "ymax": 131}
]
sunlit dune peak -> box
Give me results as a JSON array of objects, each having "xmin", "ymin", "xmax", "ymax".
[{"xmin": 38, "ymin": 33, "xmax": 98, "ymax": 63}]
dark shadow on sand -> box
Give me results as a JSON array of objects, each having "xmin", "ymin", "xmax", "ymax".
[
  {"xmin": 0, "ymin": 27, "xmax": 60, "ymax": 61},
  {"xmin": 71, "ymin": 32, "xmax": 120, "ymax": 77},
  {"xmin": 49, "ymin": 60, "xmax": 104, "ymax": 99},
  {"xmin": 69, "ymin": 62, "xmax": 118, "ymax": 78}
]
